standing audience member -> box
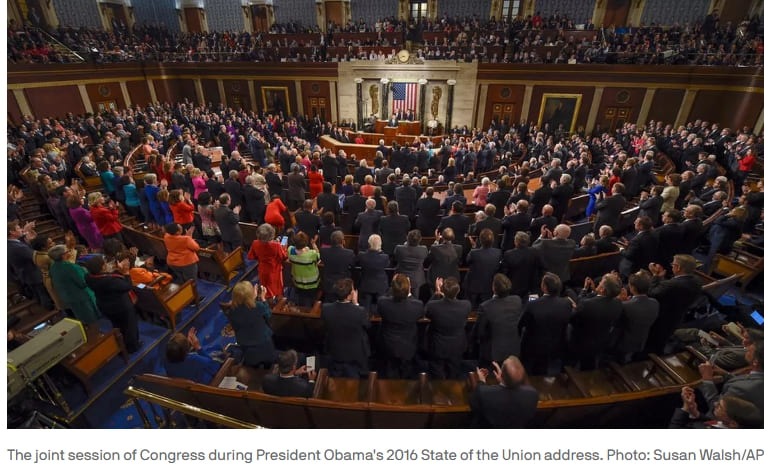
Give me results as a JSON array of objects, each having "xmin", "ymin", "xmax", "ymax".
[
  {"xmin": 322, "ymin": 278, "xmax": 370, "ymax": 378},
  {"xmin": 247, "ymin": 223, "xmax": 288, "ymax": 299},
  {"xmin": 377, "ymin": 274, "xmax": 425, "ymax": 378},
  {"xmin": 287, "ymin": 232, "xmax": 321, "ymax": 307},
  {"xmin": 228, "ymin": 281, "xmax": 276, "ymax": 367},
  {"xmin": 163, "ymin": 223, "xmax": 200, "ymax": 284},
  {"xmin": 424, "ymin": 277, "xmax": 470, "ymax": 379},
  {"xmin": 470, "ymin": 357, "xmax": 539, "ymax": 428},
  {"xmin": 357, "ymin": 234, "xmax": 390, "ymax": 313}
]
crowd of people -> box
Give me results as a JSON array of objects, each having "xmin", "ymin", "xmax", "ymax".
[
  {"xmin": 7, "ymin": 95, "xmax": 764, "ymax": 427},
  {"xmin": 8, "ymin": 10, "xmax": 764, "ymax": 65}
]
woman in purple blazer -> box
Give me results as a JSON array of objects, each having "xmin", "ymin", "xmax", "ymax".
[{"xmin": 67, "ymin": 195, "xmax": 103, "ymax": 250}]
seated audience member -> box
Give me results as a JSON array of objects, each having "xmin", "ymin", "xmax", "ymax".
[
  {"xmin": 464, "ymin": 229, "xmax": 502, "ymax": 308},
  {"xmin": 572, "ymin": 234, "xmax": 597, "ymax": 258},
  {"xmin": 470, "ymin": 356, "xmax": 539, "ymax": 428},
  {"xmin": 319, "ymin": 230, "xmax": 355, "ymax": 303},
  {"xmin": 595, "ymin": 225, "xmax": 619, "ymax": 254},
  {"xmin": 357, "ymin": 234, "xmax": 390, "ymax": 313},
  {"xmin": 377, "ymin": 274, "xmax": 425, "ymax": 378},
  {"xmin": 613, "ymin": 271, "xmax": 659, "ymax": 363},
  {"xmin": 695, "ymin": 339, "xmax": 764, "ymax": 416},
  {"xmin": 164, "ymin": 222, "xmax": 200, "ymax": 284},
  {"xmin": 643, "ymin": 254, "xmax": 703, "ymax": 354},
  {"xmin": 321, "ymin": 278, "xmax": 371, "ymax": 378},
  {"xmin": 263, "ymin": 349, "xmax": 317, "ymax": 398},
  {"xmin": 670, "ymin": 389, "xmax": 762, "ymax": 429},
  {"xmin": 501, "ymin": 232, "xmax": 545, "ymax": 298},
  {"xmin": 474, "ymin": 274, "xmax": 523, "ymax": 366},
  {"xmin": 165, "ymin": 327, "xmax": 220, "ymax": 383},
  {"xmin": 228, "ymin": 281, "xmax": 276, "ymax": 368},
  {"xmin": 673, "ymin": 326, "xmax": 764, "ymax": 372},
  {"xmin": 518, "ymin": 273, "xmax": 573, "ymax": 376},
  {"xmin": 84, "ymin": 255, "xmax": 141, "ymax": 353},
  {"xmin": 394, "ymin": 229, "xmax": 429, "ymax": 299},
  {"xmin": 424, "ymin": 277, "xmax": 471, "ymax": 379},
  {"xmin": 287, "ymin": 232, "xmax": 321, "ymax": 307},
  {"xmin": 532, "ymin": 223, "xmax": 576, "ymax": 284},
  {"xmin": 569, "ymin": 273, "xmax": 623, "ymax": 370}
]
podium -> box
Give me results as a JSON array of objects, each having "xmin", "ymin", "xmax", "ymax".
[{"xmin": 383, "ymin": 126, "xmax": 398, "ymax": 140}]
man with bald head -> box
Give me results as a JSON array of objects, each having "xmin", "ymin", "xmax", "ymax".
[
  {"xmin": 354, "ymin": 198, "xmax": 383, "ymax": 251},
  {"xmin": 529, "ymin": 204, "xmax": 558, "ymax": 242},
  {"xmin": 469, "ymin": 356, "xmax": 539, "ymax": 428},
  {"xmin": 532, "ymin": 223, "xmax": 576, "ymax": 284}
]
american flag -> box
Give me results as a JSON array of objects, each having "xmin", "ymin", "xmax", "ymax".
[{"xmin": 392, "ymin": 82, "xmax": 418, "ymax": 115}]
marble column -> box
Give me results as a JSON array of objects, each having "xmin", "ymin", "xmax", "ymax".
[
  {"xmin": 445, "ymin": 79, "xmax": 456, "ymax": 131},
  {"xmin": 418, "ymin": 79, "xmax": 427, "ymax": 124},
  {"xmin": 354, "ymin": 78, "xmax": 364, "ymax": 126},
  {"xmin": 381, "ymin": 78, "xmax": 390, "ymax": 120}
]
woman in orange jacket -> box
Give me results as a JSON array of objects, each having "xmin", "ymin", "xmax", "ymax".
[
  {"xmin": 164, "ymin": 222, "xmax": 200, "ymax": 283},
  {"xmin": 169, "ymin": 189, "xmax": 196, "ymax": 229}
]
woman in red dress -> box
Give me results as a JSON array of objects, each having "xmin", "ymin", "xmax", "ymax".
[
  {"xmin": 264, "ymin": 193, "xmax": 288, "ymax": 233},
  {"xmin": 247, "ymin": 223, "xmax": 287, "ymax": 299},
  {"xmin": 308, "ymin": 165, "xmax": 324, "ymax": 199}
]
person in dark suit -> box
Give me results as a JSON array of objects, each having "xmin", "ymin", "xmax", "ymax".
[
  {"xmin": 464, "ymin": 229, "xmax": 502, "ymax": 308},
  {"xmin": 518, "ymin": 273, "xmax": 573, "ymax": 376},
  {"xmin": 501, "ymin": 232, "xmax": 545, "ymax": 298},
  {"xmin": 613, "ymin": 271, "xmax": 659, "ymax": 363},
  {"xmin": 263, "ymin": 349, "xmax": 316, "ymax": 398},
  {"xmin": 532, "ymin": 223, "xmax": 576, "ymax": 285},
  {"xmin": 344, "ymin": 184, "xmax": 366, "ymax": 233},
  {"xmin": 529, "ymin": 176, "xmax": 553, "ymax": 218},
  {"xmin": 243, "ymin": 176, "xmax": 266, "ymax": 224},
  {"xmin": 425, "ymin": 277, "xmax": 471, "ymax": 379},
  {"xmin": 394, "ymin": 230, "xmax": 429, "ymax": 299},
  {"xmin": 8, "ymin": 221, "xmax": 52, "ymax": 309},
  {"xmin": 437, "ymin": 201, "xmax": 471, "ymax": 253},
  {"xmin": 415, "ymin": 187, "xmax": 441, "ymax": 236},
  {"xmin": 637, "ymin": 186, "xmax": 663, "ymax": 228},
  {"xmin": 377, "ymin": 274, "xmax": 425, "ymax": 379},
  {"xmin": 705, "ymin": 206, "xmax": 746, "ymax": 272},
  {"xmin": 205, "ymin": 174, "xmax": 225, "ymax": 200},
  {"xmin": 529, "ymin": 204, "xmax": 559, "ymax": 242},
  {"xmin": 594, "ymin": 182, "xmax": 627, "ymax": 232},
  {"xmin": 474, "ymin": 274, "xmax": 523, "ymax": 366},
  {"xmin": 322, "ymin": 153, "xmax": 340, "ymax": 188},
  {"xmin": 287, "ymin": 164, "xmax": 307, "ymax": 211},
  {"xmin": 379, "ymin": 201, "xmax": 410, "ymax": 258},
  {"xmin": 294, "ymin": 199, "xmax": 321, "ymax": 240},
  {"xmin": 653, "ymin": 209, "xmax": 684, "ymax": 270},
  {"xmin": 569, "ymin": 274, "xmax": 623, "ymax": 370},
  {"xmin": 226, "ymin": 281, "xmax": 277, "ymax": 367},
  {"xmin": 265, "ymin": 164, "xmax": 283, "ymax": 200},
  {"xmin": 595, "ymin": 225, "xmax": 619, "ymax": 254},
  {"xmin": 425, "ymin": 228, "xmax": 462, "ymax": 288},
  {"xmin": 441, "ymin": 183, "xmax": 467, "ymax": 213},
  {"xmin": 618, "ymin": 216, "xmax": 659, "ymax": 279},
  {"xmin": 316, "ymin": 182, "xmax": 341, "ymax": 218},
  {"xmin": 388, "ymin": 116, "xmax": 399, "ymax": 128},
  {"xmin": 319, "ymin": 231, "xmax": 356, "ymax": 303},
  {"xmin": 620, "ymin": 159, "xmax": 640, "ymax": 198},
  {"xmin": 322, "ymin": 279, "xmax": 371, "ymax": 377},
  {"xmin": 679, "ymin": 204, "xmax": 704, "ymax": 254},
  {"xmin": 696, "ymin": 340, "xmax": 764, "ymax": 417},
  {"xmin": 500, "ymin": 199, "xmax": 532, "ymax": 251},
  {"xmin": 353, "ymin": 159, "xmax": 372, "ymax": 185},
  {"xmin": 470, "ymin": 356, "xmax": 539, "ymax": 428},
  {"xmin": 471, "ymin": 204, "xmax": 502, "ymax": 247},
  {"xmin": 354, "ymin": 198, "xmax": 383, "ymax": 251},
  {"xmin": 572, "ymin": 234, "xmax": 598, "ymax": 258},
  {"xmin": 394, "ymin": 177, "xmax": 418, "ymax": 220},
  {"xmin": 213, "ymin": 194, "xmax": 243, "ymax": 253},
  {"xmin": 644, "ymin": 255, "xmax": 703, "ymax": 354},
  {"xmin": 357, "ymin": 234, "xmax": 390, "ymax": 313},
  {"xmin": 224, "ymin": 170, "xmax": 244, "ymax": 208},
  {"xmin": 549, "ymin": 174, "xmax": 575, "ymax": 223}
]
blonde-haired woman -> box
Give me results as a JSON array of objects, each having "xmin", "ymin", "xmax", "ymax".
[
  {"xmin": 228, "ymin": 281, "xmax": 276, "ymax": 367},
  {"xmin": 473, "ymin": 177, "xmax": 491, "ymax": 207}
]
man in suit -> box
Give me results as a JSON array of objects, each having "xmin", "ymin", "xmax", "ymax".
[
  {"xmin": 618, "ymin": 216, "xmax": 659, "ymax": 279},
  {"xmin": 529, "ymin": 204, "xmax": 558, "ymax": 242},
  {"xmin": 464, "ymin": 229, "xmax": 503, "ymax": 308},
  {"xmin": 224, "ymin": 170, "xmax": 244, "ymax": 209},
  {"xmin": 415, "ymin": 187, "xmax": 442, "ymax": 236},
  {"xmin": 425, "ymin": 228, "xmax": 462, "ymax": 288},
  {"xmin": 529, "ymin": 176, "xmax": 553, "ymax": 218},
  {"xmin": 377, "ymin": 274, "xmax": 425, "ymax": 378},
  {"xmin": 322, "ymin": 279, "xmax": 371, "ymax": 378},
  {"xmin": 697, "ymin": 339, "xmax": 764, "ymax": 416},
  {"xmin": 474, "ymin": 274, "xmax": 524, "ymax": 366},
  {"xmin": 470, "ymin": 356, "xmax": 539, "ymax": 428},
  {"xmin": 518, "ymin": 273, "xmax": 573, "ymax": 376},
  {"xmin": 243, "ymin": 175, "xmax": 266, "ymax": 224},
  {"xmin": 8, "ymin": 221, "xmax": 52, "ymax": 309},
  {"xmin": 500, "ymin": 199, "xmax": 532, "ymax": 251},
  {"xmin": 424, "ymin": 277, "xmax": 471, "ymax": 379},
  {"xmin": 388, "ymin": 116, "xmax": 399, "ymax": 128},
  {"xmin": 550, "ymin": 174, "xmax": 575, "ymax": 222},
  {"xmin": 213, "ymin": 193, "xmax": 242, "ymax": 253},
  {"xmin": 471, "ymin": 204, "xmax": 502, "ymax": 247},
  {"xmin": 614, "ymin": 271, "xmax": 659, "ymax": 363},
  {"xmin": 322, "ymin": 152, "xmax": 340, "ymax": 188},
  {"xmin": 501, "ymin": 232, "xmax": 545, "ymax": 298},
  {"xmin": 294, "ymin": 199, "xmax": 321, "ymax": 240},
  {"xmin": 357, "ymin": 235, "xmax": 390, "ymax": 313},
  {"xmin": 441, "ymin": 183, "xmax": 467, "ymax": 213},
  {"xmin": 316, "ymin": 182, "xmax": 341, "ymax": 218},
  {"xmin": 621, "ymin": 158, "xmax": 640, "ymax": 198},
  {"xmin": 532, "ymin": 223, "xmax": 576, "ymax": 285},
  {"xmin": 264, "ymin": 164, "xmax": 283, "ymax": 200},
  {"xmin": 379, "ymin": 201, "xmax": 410, "ymax": 257},
  {"xmin": 679, "ymin": 204, "xmax": 704, "ymax": 254},
  {"xmin": 637, "ymin": 186, "xmax": 663, "ymax": 228},
  {"xmin": 437, "ymin": 201, "xmax": 471, "ymax": 253},
  {"xmin": 644, "ymin": 254, "xmax": 703, "ymax": 354},
  {"xmin": 375, "ymin": 160, "xmax": 393, "ymax": 185},
  {"xmin": 569, "ymin": 274, "xmax": 623, "ymax": 370},
  {"xmin": 653, "ymin": 209, "xmax": 684, "ymax": 270},
  {"xmin": 595, "ymin": 182, "xmax": 627, "ymax": 232},
  {"xmin": 262, "ymin": 349, "xmax": 316, "ymax": 398},
  {"xmin": 344, "ymin": 184, "xmax": 366, "ymax": 233},
  {"xmin": 354, "ymin": 198, "xmax": 383, "ymax": 252},
  {"xmin": 595, "ymin": 225, "xmax": 619, "ymax": 254},
  {"xmin": 286, "ymin": 164, "xmax": 307, "ymax": 211},
  {"xmin": 394, "ymin": 176, "xmax": 418, "ymax": 220},
  {"xmin": 319, "ymin": 231, "xmax": 356, "ymax": 303}
]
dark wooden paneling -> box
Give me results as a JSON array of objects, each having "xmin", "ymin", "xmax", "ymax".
[
  {"xmin": 602, "ymin": 0, "xmax": 631, "ymax": 27},
  {"xmin": 300, "ymin": 80, "xmax": 332, "ymax": 121},
  {"xmin": 646, "ymin": 89, "xmax": 684, "ymax": 125},
  {"xmin": 126, "ymin": 80, "xmax": 151, "ymax": 107},
  {"xmin": 154, "ymin": 78, "xmax": 195, "ymax": 104},
  {"xmin": 325, "ymin": 1, "xmax": 344, "ymax": 27},
  {"xmin": 184, "ymin": 8, "xmax": 203, "ymax": 33},
  {"xmin": 719, "ymin": 0, "xmax": 750, "ymax": 25},
  {"xmin": 25, "ymin": 85, "xmax": 84, "ymax": 119},
  {"xmin": 8, "ymin": 90, "xmax": 23, "ymax": 124},
  {"xmin": 482, "ymin": 84, "xmax": 525, "ymax": 129},
  {"xmin": 85, "ymin": 82, "xmax": 126, "ymax": 112},
  {"xmin": 596, "ymin": 86, "xmax": 646, "ymax": 130},
  {"xmin": 201, "ymin": 79, "xmax": 220, "ymax": 106},
  {"xmin": 689, "ymin": 90, "xmax": 764, "ymax": 130},
  {"xmin": 529, "ymin": 85, "xmax": 595, "ymax": 133},
  {"xmin": 177, "ymin": 78, "xmax": 197, "ymax": 103},
  {"xmin": 223, "ymin": 79, "xmax": 251, "ymax": 110}
]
